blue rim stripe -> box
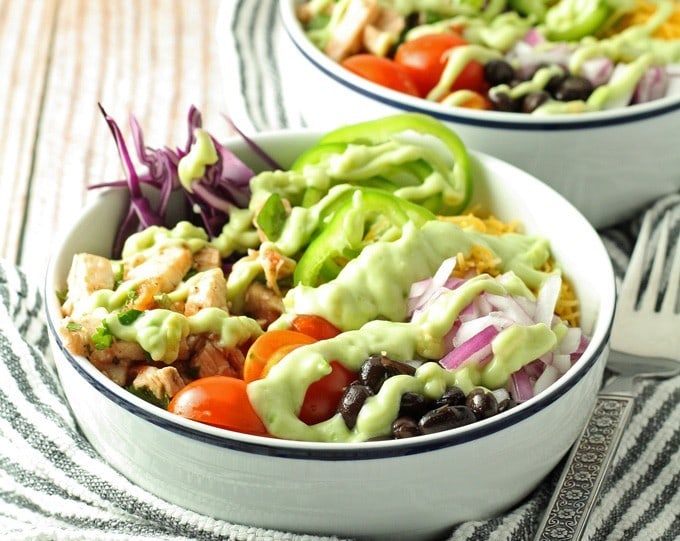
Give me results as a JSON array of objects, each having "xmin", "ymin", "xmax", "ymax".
[
  {"xmin": 44, "ymin": 287, "xmax": 611, "ymax": 461},
  {"xmin": 283, "ymin": 21, "xmax": 680, "ymax": 131}
]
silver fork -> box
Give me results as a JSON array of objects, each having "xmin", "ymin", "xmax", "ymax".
[{"xmin": 534, "ymin": 207, "xmax": 680, "ymax": 541}]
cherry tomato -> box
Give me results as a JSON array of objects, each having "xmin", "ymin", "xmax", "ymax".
[
  {"xmin": 298, "ymin": 361, "xmax": 357, "ymax": 425},
  {"xmin": 394, "ymin": 33, "xmax": 486, "ymax": 97},
  {"xmin": 243, "ymin": 330, "xmax": 317, "ymax": 383},
  {"xmin": 290, "ymin": 314, "xmax": 342, "ymax": 340},
  {"xmin": 168, "ymin": 376, "xmax": 267, "ymax": 435},
  {"xmin": 340, "ymin": 54, "xmax": 420, "ymax": 96}
]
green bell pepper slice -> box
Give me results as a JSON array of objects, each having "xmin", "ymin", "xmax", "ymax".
[
  {"xmin": 294, "ymin": 187, "xmax": 435, "ymax": 287},
  {"xmin": 318, "ymin": 113, "xmax": 472, "ymax": 215},
  {"xmin": 544, "ymin": 0, "xmax": 614, "ymax": 41}
]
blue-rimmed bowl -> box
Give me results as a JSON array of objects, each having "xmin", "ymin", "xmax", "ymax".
[
  {"xmin": 279, "ymin": 0, "xmax": 680, "ymax": 229},
  {"xmin": 45, "ymin": 129, "xmax": 615, "ymax": 540}
]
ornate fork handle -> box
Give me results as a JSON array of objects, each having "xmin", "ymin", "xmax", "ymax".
[{"xmin": 533, "ymin": 393, "xmax": 634, "ymax": 540}]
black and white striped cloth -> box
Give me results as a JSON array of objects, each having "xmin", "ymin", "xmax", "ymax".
[{"xmin": 1, "ymin": 0, "xmax": 679, "ymax": 538}]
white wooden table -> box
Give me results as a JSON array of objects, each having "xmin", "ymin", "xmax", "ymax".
[{"xmin": 0, "ymin": 0, "xmax": 235, "ymax": 286}]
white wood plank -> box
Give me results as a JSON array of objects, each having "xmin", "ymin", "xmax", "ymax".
[
  {"xmin": 0, "ymin": 0, "xmax": 58, "ymax": 265},
  {"xmin": 19, "ymin": 0, "xmax": 233, "ymax": 285}
]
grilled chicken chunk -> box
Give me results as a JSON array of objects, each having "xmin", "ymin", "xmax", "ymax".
[
  {"xmin": 184, "ymin": 268, "xmax": 229, "ymax": 317},
  {"xmin": 125, "ymin": 245, "xmax": 193, "ymax": 310},
  {"xmin": 243, "ymin": 281, "xmax": 284, "ymax": 329},
  {"xmin": 129, "ymin": 365, "xmax": 186, "ymax": 403},
  {"xmin": 61, "ymin": 253, "xmax": 115, "ymax": 317}
]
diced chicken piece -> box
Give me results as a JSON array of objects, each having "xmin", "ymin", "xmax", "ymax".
[
  {"xmin": 61, "ymin": 253, "xmax": 115, "ymax": 317},
  {"xmin": 125, "ymin": 245, "xmax": 193, "ymax": 310},
  {"xmin": 184, "ymin": 268, "xmax": 229, "ymax": 317},
  {"xmin": 59, "ymin": 309, "xmax": 109, "ymax": 357},
  {"xmin": 363, "ymin": 8, "xmax": 405, "ymax": 57},
  {"xmin": 259, "ymin": 245, "xmax": 296, "ymax": 296},
  {"xmin": 189, "ymin": 337, "xmax": 245, "ymax": 379},
  {"xmin": 325, "ymin": 0, "xmax": 380, "ymax": 62},
  {"xmin": 193, "ymin": 245, "xmax": 222, "ymax": 272},
  {"xmin": 130, "ymin": 365, "xmax": 185, "ymax": 402},
  {"xmin": 243, "ymin": 281, "xmax": 284, "ymax": 329},
  {"xmin": 60, "ymin": 310, "xmax": 147, "ymax": 386}
]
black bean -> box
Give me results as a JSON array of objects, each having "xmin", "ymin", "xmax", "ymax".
[
  {"xmin": 484, "ymin": 59, "xmax": 515, "ymax": 86},
  {"xmin": 498, "ymin": 397, "xmax": 517, "ymax": 413},
  {"xmin": 418, "ymin": 405, "xmax": 476, "ymax": 434},
  {"xmin": 489, "ymin": 90, "xmax": 519, "ymax": 112},
  {"xmin": 553, "ymin": 75, "xmax": 593, "ymax": 102},
  {"xmin": 358, "ymin": 354, "xmax": 416, "ymax": 393},
  {"xmin": 338, "ymin": 383, "xmax": 373, "ymax": 429},
  {"xmin": 545, "ymin": 72, "xmax": 568, "ymax": 96},
  {"xmin": 435, "ymin": 386, "xmax": 466, "ymax": 408},
  {"xmin": 466, "ymin": 388, "xmax": 499, "ymax": 420},
  {"xmin": 522, "ymin": 90, "xmax": 550, "ymax": 113},
  {"xmin": 399, "ymin": 392, "xmax": 435, "ymax": 420},
  {"xmin": 392, "ymin": 416, "xmax": 421, "ymax": 439}
]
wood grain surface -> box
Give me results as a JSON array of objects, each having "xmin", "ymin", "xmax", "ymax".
[{"xmin": 0, "ymin": 0, "xmax": 235, "ymax": 285}]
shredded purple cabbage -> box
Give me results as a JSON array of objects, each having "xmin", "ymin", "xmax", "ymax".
[{"xmin": 93, "ymin": 104, "xmax": 279, "ymax": 257}]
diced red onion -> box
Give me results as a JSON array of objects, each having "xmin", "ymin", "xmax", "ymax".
[
  {"xmin": 523, "ymin": 359, "xmax": 544, "ymax": 379},
  {"xmin": 632, "ymin": 65, "xmax": 669, "ymax": 104},
  {"xmin": 601, "ymin": 63, "xmax": 636, "ymax": 109},
  {"xmin": 510, "ymin": 368, "xmax": 534, "ymax": 402},
  {"xmin": 533, "ymin": 365, "xmax": 560, "ymax": 395},
  {"xmin": 509, "ymin": 41, "xmax": 572, "ymax": 71},
  {"xmin": 407, "ymin": 257, "xmax": 457, "ymax": 316},
  {"xmin": 557, "ymin": 327, "xmax": 582, "ymax": 355},
  {"xmin": 571, "ymin": 334, "xmax": 590, "ymax": 361},
  {"xmin": 522, "ymin": 28, "xmax": 546, "ymax": 47},
  {"xmin": 535, "ymin": 273, "xmax": 562, "ymax": 327},
  {"xmin": 552, "ymin": 354, "xmax": 572, "ymax": 374},
  {"xmin": 580, "ymin": 57, "xmax": 614, "ymax": 87},
  {"xmin": 453, "ymin": 313, "xmax": 512, "ymax": 346},
  {"xmin": 440, "ymin": 325, "xmax": 498, "ymax": 370},
  {"xmin": 485, "ymin": 293, "xmax": 534, "ymax": 326}
]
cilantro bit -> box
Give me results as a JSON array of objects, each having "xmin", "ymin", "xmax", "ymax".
[
  {"xmin": 92, "ymin": 322, "xmax": 114, "ymax": 350},
  {"xmin": 126, "ymin": 385, "xmax": 170, "ymax": 409},
  {"xmin": 118, "ymin": 309, "xmax": 142, "ymax": 325}
]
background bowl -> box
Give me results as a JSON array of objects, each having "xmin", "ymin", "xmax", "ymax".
[
  {"xmin": 279, "ymin": 0, "xmax": 680, "ymax": 229},
  {"xmin": 45, "ymin": 128, "xmax": 615, "ymax": 540}
]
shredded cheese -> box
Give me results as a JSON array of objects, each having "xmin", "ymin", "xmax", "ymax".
[
  {"xmin": 438, "ymin": 213, "xmax": 581, "ymax": 326},
  {"xmin": 611, "ymin": 0, "xmax": 680, "ymax": 39}
]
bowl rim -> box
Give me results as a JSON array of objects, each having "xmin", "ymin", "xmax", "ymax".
[
  {"xmin": 279, "ymin": 0, "xmax": 680, "ymax": 130},
  {"xmin": 45, "ymin": 134, "xmax": 616, "ymax": 461}
]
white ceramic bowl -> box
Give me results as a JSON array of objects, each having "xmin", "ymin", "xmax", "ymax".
[
  {"xmin": 278, "ymin": 0, "xmax": 680, "ymax": 229},
  {"xmin": 45, "ymin": 129, "xmax": 615, "ymax": 541}
]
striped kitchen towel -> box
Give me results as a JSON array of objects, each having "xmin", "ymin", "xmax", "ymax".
[{"xmin": 1, "ymin": 197, "xmax": 679, "ymax": 541}]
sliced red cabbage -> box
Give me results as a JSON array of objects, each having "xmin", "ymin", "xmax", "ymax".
[{"xmin": 92, "ymin": 105, "xmax": 269, "ymax": 255}]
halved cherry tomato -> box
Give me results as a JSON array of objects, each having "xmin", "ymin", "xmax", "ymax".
[
  {"xmin": 394, "ymin": 33, "xmax": 486, "ymax": 97},
  {"xmin": 290, "ymin": 314, "xmax": 342, "ymax": 340},
  {"xmin": 168, "ymin": 376, "xmax": 267, "ymax": 435},
  {"xmin": 341, "ymin": 54, "xmax": 420, "ymax": 96},
  {"xmin": 243, "ymin": 330, "xmax": 317, "ymax": 383},
  {"xmin": 298, "ymin": 360, "xmax": 357, "ymax": 425}
]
